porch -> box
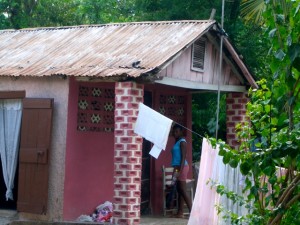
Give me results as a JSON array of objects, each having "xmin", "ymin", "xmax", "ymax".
[{"xmin": 7, "ymin": 216, "xmax": 187, "ymax": 225}]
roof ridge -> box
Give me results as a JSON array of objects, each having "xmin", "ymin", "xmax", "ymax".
[{"xmin": 0, "ymin": 20, "xmax": 215, "ymax": 33}]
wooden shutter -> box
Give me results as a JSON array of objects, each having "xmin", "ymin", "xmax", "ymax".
[
  {"xmin": 192, "ymin": 38, "xmax": 206, "ymax": 71},
  {"xmin": 17, "ymin": 98, "xmax": 54, "ymax": 214}
]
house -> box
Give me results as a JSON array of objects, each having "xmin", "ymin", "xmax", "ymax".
[{"xmin": 0, "ymin": 20, "xmax": 256, "ymax": 225}]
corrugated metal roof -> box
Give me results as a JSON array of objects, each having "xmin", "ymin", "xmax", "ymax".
[{"xmin": 0, "ymin": 20, "xmax": 216, "ymax": 78}]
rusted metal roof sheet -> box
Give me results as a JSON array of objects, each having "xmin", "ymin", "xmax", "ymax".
[{"xmin": 0, "ymin": 20, "xmax": 215, "ymax": 78}]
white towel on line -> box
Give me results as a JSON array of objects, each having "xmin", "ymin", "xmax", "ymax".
[
  {"xmin": 134, "ymin": 103, "xmax": 173, "ymax": 158},
  {"xmin": 149, "ymin": 145, "xmax": 162, "ymax": 159}
]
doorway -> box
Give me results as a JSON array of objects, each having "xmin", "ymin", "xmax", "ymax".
[
  {"xmin": 140, "ymin": 91, "xmax": 152, "ymax": 215},
  {"xmin": 0, "ymin": 161, "xmax": 18, "ymax": 209},
  {"xmin": 0, "ymin": 94, "xmax": 24, "ymax": 210}
]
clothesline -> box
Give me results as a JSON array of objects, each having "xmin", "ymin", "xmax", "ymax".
[
  {"xmin": 174, "ymin": 122, "xmax": 205, "ymax": 139},
  {"xmin": 134, "ymin": 103, "xmax": 206, "ymax": 159}
]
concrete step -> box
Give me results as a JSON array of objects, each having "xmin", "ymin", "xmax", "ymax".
[
  {"xmin": 9, "ymin": 219, "xmax": 187, "ymax": 225},
  {"xmin": 3, "ymin": 216, "xmax": 188, "ymax": 225},
  {"xmin": 0, "ymin": 210, "xmax": 18, "ymax": 225}
]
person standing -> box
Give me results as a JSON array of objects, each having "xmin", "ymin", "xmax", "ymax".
[{"xmin": 171, "ymin": 124, "xmax": 192, "ymax": 218}]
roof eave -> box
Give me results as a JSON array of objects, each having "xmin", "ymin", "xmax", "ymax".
[{"xmin": 223, "ymin": 38, "xmax": 258, "ymax": 89}]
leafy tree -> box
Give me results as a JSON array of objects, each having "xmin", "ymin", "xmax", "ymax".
[
  {"xmin": 211, "ymin": 0, "xmax": 300, "ymax": 224},
  {"xmin": 0, "ymin": 0, "xmax": 82, "ymax": 29},
  {"xmin": 192, "ymin": 93, "xmax": 226, "ymax": 161},
  {"xmin": 79, "ymin": 0, "xmax": 136, "ymax": 24},
  {"xmin": 0, "ymin": 0, "xmax": 83, "ymax": 29},
  {"xmin": 134, "ymin": 0, "xmax": 221, "ymax": 21},
  {"xmin": 0, "ymin": 0, "xmax": 38, "ymax": 29}
]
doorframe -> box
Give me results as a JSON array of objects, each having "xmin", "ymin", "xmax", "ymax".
[
  {"xmin": 140, "ymin": 90, "xmax": 154, "ymax": 215},
  {"xmin": 0, "ymin": 91, "xmax": 25, "ymax": 99}
]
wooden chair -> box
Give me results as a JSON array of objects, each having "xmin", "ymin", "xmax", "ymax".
[
  {"xmin": 162, "ymin": 166, "xmax": 178, "ymax": 216},
  {"xmin": 162, "ymin": 166, "xmax": 195, "ymax": 217}
]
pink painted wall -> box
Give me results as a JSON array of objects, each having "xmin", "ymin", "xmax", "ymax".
[
  {"xmin": 158, "ymin": 38, "xmax": 242, "ymax": 86},
  {"xmin": 63, "ymin": 78, "xmax": 114, "ymax": 220},
  {"xmin": 145, "ymin": 84, "xmax": 193, "ymax": 215},
  {"xmin": 0, "ymin": 76, "xmax": 68, "ymax": 221}
]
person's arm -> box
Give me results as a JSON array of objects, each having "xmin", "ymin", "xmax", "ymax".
[{"xmin": 177, "ymin": 141, "xmax": 187, "ymax": 177}]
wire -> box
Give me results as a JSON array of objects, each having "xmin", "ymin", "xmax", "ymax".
[
  {"xmin": 216, "ymin": 0, "xmax": 226, "ymax": 140},
  {"xmin": 174, "ymin": 122, "xmax": 205, "ymax": 139}
]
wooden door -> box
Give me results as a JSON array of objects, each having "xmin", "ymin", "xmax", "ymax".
[
  {"xmin": 17, "ymin": 98, "xmax": 53, "ymax": 214},
  {"xmin": 140, "ymin": 91, "xmax": 152, "ymax": 215}
]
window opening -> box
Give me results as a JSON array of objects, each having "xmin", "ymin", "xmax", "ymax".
[
  {"xmin": 77, "ymin": 85, "xmax": 115, "ymax": 132},
  {"xmin": 191, "ymin": 38, "xmax": 206, "ymax": 72}
]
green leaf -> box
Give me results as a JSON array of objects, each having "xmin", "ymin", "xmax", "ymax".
[
  {"xmin": 219, "ymin": 148, "xmax": 226, "ymax": 156},
  {"xmin": 276, "ymin": 14, "xmax": 284, "ymax": 23},
  {"xmin": 229, "ymin": 158, "xmax": 239, "ymax": 168},
  {"xmin": 273, "ymin": 71, "xmax": 279, "ymax": 79},
  {"xmin": 263, "ymin": 166, "xmax": 273, "ymax": 176},
  {"xmin": 240, "ymin": 161, "xmax": 251, "ymax": 175},
  {"xmin": 250, "ymin": 186, "xmax": 258, "ymax": 196},
  {"xmin": 223, "ymin": 153, "xmax": 231, "ymax": 164},
  {"xmin": 287, "ymin": 35, "xmax": 292, "ymax": 46},
  {"xmin": 216, "ymin": 184, "xmax": 224, "ymax": 194},
  {"xmin": 288, "ymin": 96, "xmax": 295, "ymax": 106},
  {"xmin": 269, "ymin": 28, "xmax": 277, "ymax": 38},
  {"xmin": 275, "ymin": 49, "xmax": 286, "ymax": 60},
  {"xmin": 265, "ymin": 104, "xmax": 271, "ymax": 113},
  {"xmin": 268, "ymin": 175, "xmax": 277, "ymax": 185},
  {"xmin": 292, "ymin": 57, "xmax": 300, "ymax": 72},
  {"xmin": 271, "ymin": 117, "xmax": 278, "ymax": 125},
  {"xmin": 295, "ymin": 3, "xmax": 300, "ymax": 17},
  {"xmin": 288, "ymin": 44, "xmax": 300, "ymax": 62}
]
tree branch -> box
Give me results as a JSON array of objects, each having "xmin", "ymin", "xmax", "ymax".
[
  {"xmin": 268, "ymin": 191, "xmax": 300, "ymax": 225},
  {"xmin": 286, "ymin": 193, "xmax": 300, "ymax": 208},
  {"xmin": 276, "ymin": 174, "xmax": 300, "ymax": 207}
]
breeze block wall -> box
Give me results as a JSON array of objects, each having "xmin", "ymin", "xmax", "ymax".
[
  {"xmin": 226, "ymin": 92, "xmax": 248, "ymax": 149},
  {"xmin": 113, "ymin": 82, "xmax": 144, "ymax": 225}
]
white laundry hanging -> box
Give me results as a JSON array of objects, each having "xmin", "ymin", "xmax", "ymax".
[
  {"xmin": 149, "ymin": 145, "xmax": 162, "ymax": 159},
  {"xmin": 0, "ymin": 99, "xmax": 22, "ymax": 201},
  {"xmin": 188, "ymin": 138, "xmax": 219, "ymax": 225},
  {"xmin": 213, "ymin": 152, "xmax": 248, "ymax": 224},
  {"xmin": 134, "ymin": 103, "xmax": 173, "ymax": 158},
  {"xmin": 188, "ymin": 138, "xmax": 247, "ymax": 225}
]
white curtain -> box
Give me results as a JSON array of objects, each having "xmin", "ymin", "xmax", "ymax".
[{"xmin": 0, "ymin": 99, "xmax": 22, "ymax": 201}]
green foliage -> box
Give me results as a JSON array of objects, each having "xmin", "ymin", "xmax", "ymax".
[
  {"xmin": 212, "ymin": 1, "xmax": 300, "ymax": 224},
  {"xmin": 241, "ymin": 0, "xmax": 265, "ymax": 24},
  {"xmin": 0, "ymin": 0, "xmax": 83, "ymax": 28},
  {"xmin": 134, "ymin": 0, "xmax": 221, "ymax": 21},
  {"xmin": 192, "ymin": 93, "xmax": 226, "ymax": 161},
  {"xmin": 79, "ymin": 0, "xmax": 136, "ymax": 24}
]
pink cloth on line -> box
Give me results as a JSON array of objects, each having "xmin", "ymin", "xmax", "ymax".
[
  {"xmin": 177, "ymin": 165, "xmax": 189, "ymax": 181},
  {"xmin": 188, "ymin": 138, "xmax": 219, "ymax": 225}
]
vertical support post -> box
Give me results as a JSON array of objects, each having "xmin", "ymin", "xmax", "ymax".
[
  {"xmin": 226, "ymin": 92, "xmax": 248, "ymax": 149},
  {"xmin": 113, "ymin": 82, "xmax": 144, "ymax": 225}
]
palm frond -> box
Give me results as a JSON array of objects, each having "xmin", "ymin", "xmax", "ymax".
[{"xmin": 240, "ymin": 0, "xmax": 265, "ymax": 24}]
